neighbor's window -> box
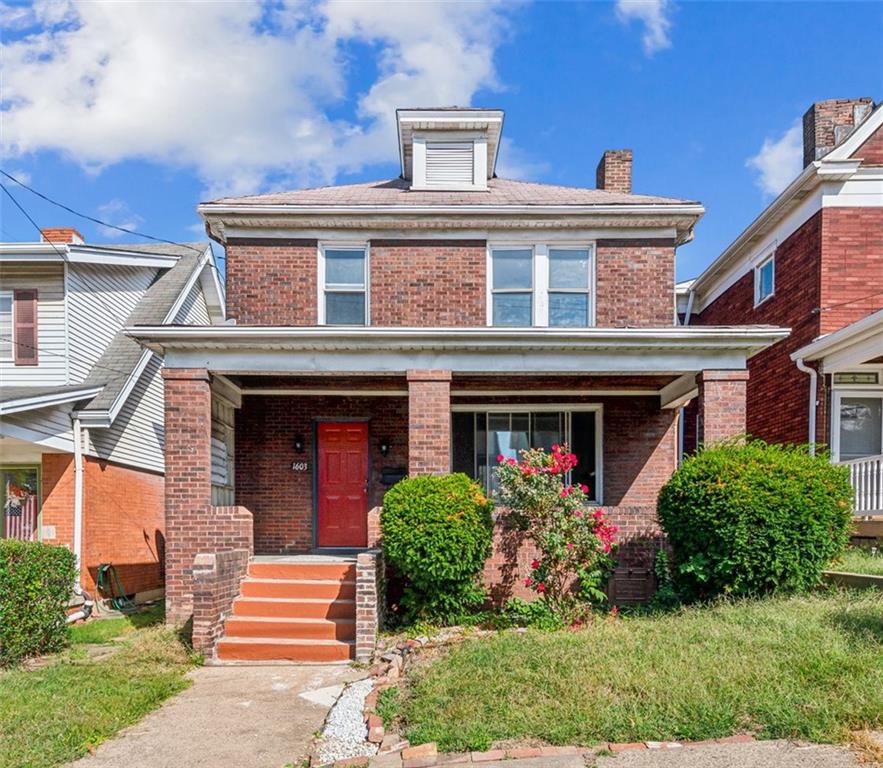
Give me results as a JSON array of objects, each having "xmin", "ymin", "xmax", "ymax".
[
  {"xmin": 836, "ymin": 395, "xmax": 883, "ymax": 461},
  {"xmin": 548, "ymin": 248, "xmax": 593, "ymax": 327},
  {"xmin": 1, "ymin": 466, "xmax": 40, "ymax": 541},
  {"xmin": 491, "ymin": 248, "xmax": 533, "ymax": 326},
  {"xmin": 451, "ymin": 409, "xmax": 599, "ymax": 500},
  {"xmin": 322, "ymin": 247, "xmax": 367, "ymax": 325},
  {"xmin": 755, "ymin": 254, "xmax": 775, "ymax": 305},
  {"xmin": 0, "ymin": 293, "xmax": 12, "ymax": 360}
]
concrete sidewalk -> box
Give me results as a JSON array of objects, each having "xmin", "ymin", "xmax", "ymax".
[{"xmin": 67, "ymin": 664, "xmax": 363, "ymax": 768}]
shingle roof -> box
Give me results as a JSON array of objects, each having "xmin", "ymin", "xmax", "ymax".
[
  {"xmin": 0, "ymin": 384, "xmax": 103, "ymax": 406},
  {"xmin": 206, "ymin": 177, "xmax": 696, "ymax": 207},
  {"xmin": 80, "ymin": 244, "xmax": 209, "ymax": 412}
]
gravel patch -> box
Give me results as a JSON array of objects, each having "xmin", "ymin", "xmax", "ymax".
[{"xmin": 315, "ymin": 677, "xmax": 378, "ymax": 764}]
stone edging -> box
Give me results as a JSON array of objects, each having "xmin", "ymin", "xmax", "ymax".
[
  {"xmin": 310, "ymin": 633, "xmax": 757, "ymax": 767},
  {"xmin": 314, "ymin": 736, "xmax": 757, "ymax": 767}
]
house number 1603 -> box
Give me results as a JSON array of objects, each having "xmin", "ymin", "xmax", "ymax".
[{"xmin": 291, "ymin": 461, "xmax": 309, "ymax": 472}]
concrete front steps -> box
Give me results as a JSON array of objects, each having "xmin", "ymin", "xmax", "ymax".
[{"xmin": 216, "ymin": 557, "xmax": 357, "ymax": 663}]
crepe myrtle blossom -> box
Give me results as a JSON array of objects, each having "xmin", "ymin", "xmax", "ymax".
[{"xmin": 495, "ymin": 445, "xmax": 617, "ymax": 615}]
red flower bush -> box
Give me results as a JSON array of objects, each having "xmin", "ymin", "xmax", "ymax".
[{"xmin": 495, "ymin": 444, "xmax": 617, "ymax": 615}]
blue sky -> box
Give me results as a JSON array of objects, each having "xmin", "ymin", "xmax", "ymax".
[{"xmin": 1, "ymin": 0, "xmax": 881, "ymax": 280}]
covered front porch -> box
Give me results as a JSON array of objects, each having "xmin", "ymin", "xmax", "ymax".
[{"xmin": 132, "ymin": 324, "xmax": 787, "ymax": 626}]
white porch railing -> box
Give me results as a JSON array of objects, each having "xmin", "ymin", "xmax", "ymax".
[{"xmin": 839, "ymin": 454, "xmax": 883, "ymax": 516}]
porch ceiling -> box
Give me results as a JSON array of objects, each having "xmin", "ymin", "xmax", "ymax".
[{"xmin": 129, "ymin": 325, "xmax": 789, "ymax": 377}]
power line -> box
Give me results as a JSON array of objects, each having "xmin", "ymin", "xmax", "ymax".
[
  {"xmin": 820, "ymin": 288, "xmax": 883, "ymax": 312},
  {"xmin": 0, "ymin": 168, "xmax": 206, "ymax": 255},
  {"xmin": 0, "ymin": 335, "xmax": 147, "ymax": 382},
  {"xmin": 1, "ymin": 182, "xmax": 133, "ymax": 328},
  {"xmin": 0, "ymin": 168, "xmax": 225, "ymax": 268}
]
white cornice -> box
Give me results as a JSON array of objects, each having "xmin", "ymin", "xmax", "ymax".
[{"xmin": 0, "ymin": 386, "xmax": 104, "ymax": 416}]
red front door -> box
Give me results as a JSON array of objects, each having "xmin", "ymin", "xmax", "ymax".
[{"xmin": 317, "ymin": 422, "xmax": 369, "ymax": 548}]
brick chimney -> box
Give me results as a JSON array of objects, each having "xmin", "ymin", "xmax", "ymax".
[
  {"xmin": 596, "ymin": 149, "xmax": 633, "ymax": 194},
  {"xmin": 40, "ymin": 227, "xmax": 85, "ymax": 244},
  {"xmin": 802, "ymin": 98, "xmax": 874, "ymax": 167}
]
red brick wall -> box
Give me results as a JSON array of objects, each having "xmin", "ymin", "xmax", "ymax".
[
  {"xmin": 192, "ymin": 548, "xmax": 250, "ymax": 656},
  {"xmin": 40, "ymin": 453, "xmax": 75, "ymax": 553},
  {"xmin": 224, "ymin": 237, "xmax": 677, "ymax": 328},
  {"xmin": 696, "ymin": 211, "xmax": 824, "ymax": 446},
  {"xmin": 225, "ymin": 238, "xmax": 318, "ymax": 325},
  {"xmin": 697, "ymin": 370, "xmax": 749, "ymax": 443},
  {"xmin": 83, "ymin": 457, "xmax": 164, "ymax": 597},
  {"xmin": 163, "ymin": 369, "xmax": 255, "ymax": 622},
  {"xmin": 407, "ymin": 369, "xmax": 452, "ymax": 475},
  {"xmin": 235, "ymin": 394, "xmax": 408, "ymax": 553},
  {"xmin": 370, "ymin": 241, "xmax": 485, "ymax": 325},
  {"xmin": 819, "ymin": 207, "xmax": 883, "ymax": 334},
  {"xmin": 595, "ymin": 239, "xmax": 675, "ymax": 326},
  {"xmin": 851, "ymin": 123, "xmax": 883, "ymax": 165},
  {"xmin": 40, "ymin": 453, "xmax": 165, "ymax": 597}
]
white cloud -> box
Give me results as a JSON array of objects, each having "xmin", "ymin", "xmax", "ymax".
[
  {"xmin": 95, "ymin": 199, "xmax": 145, "ymax": 238},
  {"xmin": 495, "ymin": 138, "xmax": 549, "ymax": 180},
  {"xmin": 1, "ymin": 0, "xmax": 515, "ymax": 197},
  {"xmin": 615, "ymin": 0, "xmax": 673, "ymax": 55},
  {"xmin": 746, "ymin": 121, "xmax": 803, "ymax": 197}
]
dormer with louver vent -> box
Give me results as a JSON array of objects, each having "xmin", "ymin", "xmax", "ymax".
[{"xmin": 397, "ymin": 108, "xmax": 504, "ymax": 191}]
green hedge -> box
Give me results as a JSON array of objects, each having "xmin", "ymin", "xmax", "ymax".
[
  {"xmin": 382, "ymin": 474, "xmax": 494, "ymax": 621},
  {"xmin": 0, "ymin": 539, "xmax": 77, "ymax": 666},
  {"xmin": 657, "ymin": 441, "xmax": 853, "ymax": 600}
]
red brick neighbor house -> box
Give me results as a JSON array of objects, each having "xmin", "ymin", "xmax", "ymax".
[
  {"xmin": 130, "ymin": 107, "xmax": 787, "ymax": 662},
  {"xmin": 0, "ymin": 229, "xmax": 224, "ymax": 606},
  {"xmin": 683, "ymin": 98, "xmax": 883, "ymax": 519}
]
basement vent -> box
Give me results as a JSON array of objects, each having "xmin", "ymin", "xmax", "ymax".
[{"xmin": 425, "ymin": 141, "xmax": 474, "ymax": 187}]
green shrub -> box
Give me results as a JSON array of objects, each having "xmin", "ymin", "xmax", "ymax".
[
  {"xmin": 381, "ymin": 474, "xmax": 494, "ymax": 621},
  {"xmin": 657, "ymin": 440, "xmax": 853, "ymax": 600},
  {"xmin": 0, "ymin": 539, "xmax": 77, "ymax": 666},
  {"xmin": 492, "ymin": 597, "xmax": 565, "ymax": 631}
]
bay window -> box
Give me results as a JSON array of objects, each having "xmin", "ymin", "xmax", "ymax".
[{"xmin": 451, "ymin": 406, "xmax": 601, "ymax": 501}]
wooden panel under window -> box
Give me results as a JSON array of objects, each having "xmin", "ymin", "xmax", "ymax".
[{"xmin": 13, "ymin": 289, "xmax": 38, "ymax": 366}]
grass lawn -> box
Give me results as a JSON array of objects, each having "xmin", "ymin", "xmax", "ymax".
[
  {"xmin": 0, "ymin": 605, "xmax": 195, "ymax": 768},
  {"xmin": 829, "ymin": 547, "xmax": 883, "ymax": 576},
  {"xmin": 389, "ymin": 590, "xmax": 883, "ymax": 752}
]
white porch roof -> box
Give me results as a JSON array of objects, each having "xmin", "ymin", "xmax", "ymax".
[
  {"xmin": 127, "ymin": 325, "xmax": 789, "ymax": 377},
  {"xmin": 791, "ymin": 309, "xmax": 883, "ymax": 372}
]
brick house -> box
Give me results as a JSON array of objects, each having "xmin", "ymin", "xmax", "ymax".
[
  {"xmin": 0, "ymin": 229, "xmax": 224, "ymax": 604},
  {"xmin": 131, "ymin": 107, "xmax": 786, "ymax": 661},
  {"xmin": 684, "ymin": 98, "xmax": 883, "ymax": 517}
]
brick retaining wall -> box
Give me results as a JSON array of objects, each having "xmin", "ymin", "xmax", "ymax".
[{"xmin": 191, "ymin": 548, "xmax": 251, "ymax": 657}]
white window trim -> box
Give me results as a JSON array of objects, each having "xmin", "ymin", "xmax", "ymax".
[
  {"xmin": 0, "ymin": 290, "xmax": 14, "ymax": 362},
  {"xmin": 831, "ymin": 386, "xmax": 883, "ymax": 462},
  {"xmin": 487, "ymin": 242, "xmax": 596, "ymax": 327},
  {"xmin": 318, "ymin": 242, "xmax": 370, "ymax": 326},
  {"xmin": 450, "ymin": 402, "xmax": 604, "ymax": 504},
  {"xmin": 753, "ymin": 249, "xmax": 776, "ymax": 307}
]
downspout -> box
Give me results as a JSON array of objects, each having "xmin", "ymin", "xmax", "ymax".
[
  {"xmin": 683, "ymin": 289, "xmax": 695, "ymax": 326},
  {"xmin": 795, "ymin": 358, "xmax": 817, "ymax": 456},
  {"xmin": 67, "ymin": 417, "xmax": 94, "ymax": 623}
]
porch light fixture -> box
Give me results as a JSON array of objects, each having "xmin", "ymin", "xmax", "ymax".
[
  {"xmin": 293, "ymin": 435, "xmax": 305, "ymax": 453},
  {"xmin": 379, "ymin": 438, "xmax": 391, "ymax": 456}
]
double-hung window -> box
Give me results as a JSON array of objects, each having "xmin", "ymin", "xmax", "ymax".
[
  {"xmin": 321, "ymin": 246, "xmax": 368, "ymax": 325},
  {"xmin": 548, "ymin": 247, "xmax": 593, "ymax": 326},
  {"xmin": 489, "ymin": 244, "xmax": 594, "ymax": 327},
  {"xmin": 754, "ymin": 253, "xmax": 775, "ymax": 306},
  {"xmin": 0, "ymin": 292, "xmax": 12, "ymax": 361},
  {"xmin": 490, "ymin": 248, "xmax": 533, "ymax": 326}
]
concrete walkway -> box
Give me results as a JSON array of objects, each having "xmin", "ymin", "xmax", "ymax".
[{"xmin": 67, "ymin": 664, "xmax": 363, "ymax": 768}]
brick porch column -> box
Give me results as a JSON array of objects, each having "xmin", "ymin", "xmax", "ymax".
[
  {"xmin": 162, "ymin": 367, "xmax": 212, "ymax": 624},
  {"xmin": 407, "ymin": 369, "xmax": 452, "ymax": 475},
  {"xmin": 697, "ymin": 369, "xmax": 749, "ymax": 445}
]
